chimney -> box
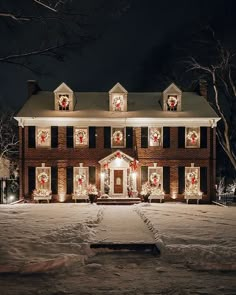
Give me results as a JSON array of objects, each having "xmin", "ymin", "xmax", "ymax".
[
  {"xmin": 199, "ymin": 79, "xmax": 207, "ymax": 99},
  {"xmin": 27, "ymin": 80, "xmax": 40, "ymax": 98}
]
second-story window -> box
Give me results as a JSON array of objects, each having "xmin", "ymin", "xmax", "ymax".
[
  {"xmin": 111, "ymin": 127, "xmax": 125, "ymax": 148},
  {"xmin": 149, "ymin": 127, "xmax": 162, "ymax": 147}
]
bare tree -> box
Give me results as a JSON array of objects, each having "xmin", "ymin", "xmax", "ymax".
[{"xmin": 186, "ymin": 34, "xmax": 236, "ymax": 170}]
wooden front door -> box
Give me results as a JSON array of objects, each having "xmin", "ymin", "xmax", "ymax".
[{"xmin": 114, "ymin": 170, "xmax": 123, "ymax": 194}]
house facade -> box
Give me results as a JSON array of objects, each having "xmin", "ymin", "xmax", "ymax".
[{"xmin": 15, "ymin": 80, "xmax": 220, "ymax": 202}]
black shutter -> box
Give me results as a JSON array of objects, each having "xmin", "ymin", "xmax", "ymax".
[
  {"xmin": 28, "ymin": 126, "xmax": 35, "ymax": 148},
  {"xmin": 126, "ymin": 127, "xmax": 133, "ymax": 148},
  {"xmin": 163, "ymin": 166, "xmax": 170, "ymax": 193},
  {"xmin": 104, "ymin": 127, "xmax": 111, "ymax": 148},
  {"xmin": 28, "ymin": 167, "xmax": 35, "ymax": 194},
  {"xmin": 178, "ymin": 127, "xmax": 185, "ymax": 148},
  {"xmin": 200, "ymin": 167, "xmax": 208, "ymax": 194},
  {"xmin": 51, "ymin": 126, "xmax": 58, "ymax": 148},
  {"xmin": 66, "ymin": 126, "xmax": 74, "ymax": 148},
  {"xmin": 51, "ymin": 166, "xmax": 58, "ymax": 194},
  {"xmin": 141, "ymin": 166, "xmax": 148, "ymax": 184},
  {"xmin": 178, "ymin": 166, "xmax": 185, "ymax": 194},
  {"xmin": 163, "ymin": 127, "xmax": 170, "ymax": 148},
  {"xmin": 141, "ymin": 127, "xmax": 148, "ymax": 148},
  {"xmin": 89, "ymin": 166, "xmax": 96, "ymax": 184},
  {"xmin": 200, "ymin": 127, "xmax": 207, "ymax": 148},
  {"xmin": 66, "ymin": 167, "xmax": 73, "ymax": 194},
  {"xmin": 89, "ymin": 127, "xmax": 96, "ymax": 148}
]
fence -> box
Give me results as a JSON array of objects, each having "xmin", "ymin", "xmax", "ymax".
[{"xmin": 216, "ymin": 193, "xmax": 236, "ymax": 206}]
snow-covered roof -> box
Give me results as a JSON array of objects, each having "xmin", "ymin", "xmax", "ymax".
[{"xmin": 15, "ymin": 91, "xmax": 219, "ymax": 119}]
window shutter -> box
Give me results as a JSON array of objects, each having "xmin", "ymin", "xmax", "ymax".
[
  {"xmin": 200, "ymin": 127, "xmax": 207, "ymax": 148},
  {"xmin": 200, "ymin": 167, "xmax": 207, "ymax": 194},
  {"xmin": 163, "ymin": 127, "xmax": 170, "ymax": 148},
  {"xmin": 141, "ymin": 127, "xmax": 148, "ymax": 148},
  {"xmin": 178, "ymin": 127, "xmax": 185, "ymax": 148},
  {"xmin": 126, "ymin": 127, "xmax": 133, "ymax": 148},
  {"xmin": 51, "ymin": 166, "xmax": 58, "ymax": 194},
  {"xmin": 163, "ymin": 167, "xmax": 170, "ymax": 194},
  {"xmin": 28, "ymin": 167, "xmax": 35, "ymax": 194},
  {"xmin": 66, "ymin": 167, "xmax": 73, "ymax": 194},
  {"xmin": 178, "ymin": 166, "xmax": 185, "ymax": 194},
  {"xmin": 66, "ymin": 126, "xmax": 74, "ymax": 148},
  {"xmin": 104, "ymin": 127, "xmax": 111, "ymax": 148},
  {"xmin": 51, "ymin": 126, "xmax": 58, "ymax": 148},
  {"xmin": 89, "ymin": 166, "xmax": 96, "ymax": 184},
  {"xmin": 89, "ymin": 127, "xmax": 96, "ymax": 148},
  {"xmin": 28, "ymin": 126, "xmax": 36, "ymax": 148},
  {"xmin": 141, "ymin": 166, "xmax": 148, "ymax": 184}
]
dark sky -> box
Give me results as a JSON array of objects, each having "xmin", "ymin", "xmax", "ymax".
[{"xmin": 0, "ymin": 0, "xmax": 235, "ymax": 109}]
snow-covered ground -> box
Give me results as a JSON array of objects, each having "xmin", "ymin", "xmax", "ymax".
[{"xmin": 0, "ymin": 203, "xmax": 235, "ymax": 295}]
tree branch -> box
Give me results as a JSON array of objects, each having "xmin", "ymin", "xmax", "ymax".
[{"xmin": 0, "ymin": 12, "xmax": 30, "ymax": 21}]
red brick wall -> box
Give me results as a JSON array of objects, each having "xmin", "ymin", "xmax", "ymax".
[{"xmin": 20, "ymin": 126, "xmax": 215, "ymax": 203}]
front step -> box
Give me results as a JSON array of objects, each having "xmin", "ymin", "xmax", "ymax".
[{"xmin": 96, "ymin": 197, "xmax": 141, "ymax": 205}]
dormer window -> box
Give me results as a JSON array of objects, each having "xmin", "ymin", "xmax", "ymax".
[
  {"xmin": 163, "ymin": 83, "xmax": 182, "ymax": 112},
  {"xmin": 54, "ymin": 82, "xmax": 74, "ymax": 111},
  {"xmin": 109, "ymin": 82, "xmax": 128, "ymax": 112}
]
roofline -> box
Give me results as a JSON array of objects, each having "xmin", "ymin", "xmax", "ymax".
[{"xmin": 14, "ymin": 116, "xmax": 221, "ymax": 128}]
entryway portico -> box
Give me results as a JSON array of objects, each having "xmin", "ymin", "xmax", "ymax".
[{"xmin": 99, "ymin": 150, "xmax": 137, "ymax": 197}]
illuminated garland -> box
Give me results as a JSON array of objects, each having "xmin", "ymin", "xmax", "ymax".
[
  {"xmin": 150, "ymin": 129, "xmax": 161, "ymax": 143},
  {"xmin": 113, "ymin": 130, "xmax": 123, "ymax": 144},
  {"xmin": 37, "ymin": 130, "xmax": 49, "ymax": 144},
  {"xmin": 150, "ymin": 172, "xmax": 160, "ymax": 186},
  {"xmin": 187, "ymin": 130, "xmax": 199, "ymax": 144},
  {"xmin": 38, "ymin": 172, "xmax": 49, "ymax": 186},
  {"xmin": 59, "ymin": 95, "xmax": 69, "ymax": 108},
  {"xmin": 167, "ymin": 96, "xmax": 178, "ymax": 109}
]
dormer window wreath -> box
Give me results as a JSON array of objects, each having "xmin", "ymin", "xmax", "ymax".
[
  {"xmin": 167, "ymin": 96, "xmax": 178, "ymax": 110},
  {"xmin": 59, "ymin": 95, "xmax": 70, "ymax": 108}
]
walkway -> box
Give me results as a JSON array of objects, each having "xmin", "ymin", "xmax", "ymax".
[{"xmin": 94, "ymin": 205, "xmax": 155, "ymax": 243}]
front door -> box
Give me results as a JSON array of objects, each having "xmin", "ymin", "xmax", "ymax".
[{"xmin": 114, "ymin": 170, "xmax": 123, "ymax": 194}]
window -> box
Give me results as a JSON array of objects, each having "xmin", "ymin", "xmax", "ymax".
[
  {"xmin": 111, "ymin": 127, "xmax": 125, "ymax": 148},
  {"xmin": 141, "ymin": 166, "xmax": 148, "ymax": 184},
  {"xmin": 58, "ymin": 94, "xmax": 70, "ymax": 110},
  {"xmin": 178, "ymin": 127, "xmax": 185, "ymax": 148},
  {"xmin": 163, "ymin": 167, "xmax": 170, "ymax": 194},
  {"xmin": 28, "ymin": 167, "xmax": 35, "ymax": 194},
  {"xmin": 66, "ymin": 167, "xmax": 73, "ymax": 194},
  {"xmin": 163, "ymin": 127, "xmax": 170, "ymax": 148},
  {"xmin": 51, "ymin": 166, "xmax": 58, "ymax": 194},
  {"xmin": 149, "ymin": 127, "xmax": 162, "ymax": 147},
  {"xmin": 200, "ymin": 127, "xmax": 207, "ymax": 148},
  {"xmin": 74, "ymin": 128, "xmax": 88, "ymax": 147},
  {"xmin": 89, "ymin": 166, "xmax": 96, "ymax": 184},
  {"xmin": 185, "ymin": 127, "xmax": 200, "ymax": 148},
  {"xmin": 36, "ymin": 127, "xmax": 51, "ymax": 147}
]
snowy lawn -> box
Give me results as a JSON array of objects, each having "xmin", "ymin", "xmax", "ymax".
[
  {"xmin": 135, "ymin": 203, "xmax": 236, "ymax": 271},
  {"xmin": 0, "ymin": 203, "xmax": 235, "ymax": 295}
]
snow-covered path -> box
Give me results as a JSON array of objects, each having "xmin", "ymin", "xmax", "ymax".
[{"xmin": 95, "ymin": 205, "xmax": 155, "ymax": 243}]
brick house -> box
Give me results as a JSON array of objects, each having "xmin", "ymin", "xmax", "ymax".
[{"xmin": 14, "ymin": 80, "xmax": 220, "ymax": 203}]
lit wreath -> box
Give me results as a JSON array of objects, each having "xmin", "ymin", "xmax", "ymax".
[
  {"xmin": 150, "ymin": 129, "xmax": 161, "ymax": 143},
  {"xmin": 37, "ymin": 130, "xmax": 49, "ymax": 144},
  {"xmin": 167, "ymin": 96, "xmax": 178, "ymax": 109},
  {"xmin": 113, "ymin": 130, "xmax": 123, "ymax": 144},
  {"xmin": 75, "ymin": 129, "xmax": 87, "ymax": 144},
  {"xmin": 187, "ymin": 130, "xmax": 199, "ymax": 144},
  {"xmin": 187, "ymin": 171, "xmax": 198, "ymax": 185},
  {"xmin": 75, "ymin": 174, "xmax": 86, "ymax": 186},
  {"xmin": 150, "ymin": 172, "xmax": 160, "ymax": 186},
  {"xmin": 59, "ymin": 95, "xmax": 69, "ymax": 108},
  {"xmin": 113, "ymin": 96, "xmax": 123, "ymax": 110},
  {"xmin": 38, "ymin": 172, "xmax": 49, "ymax": 186}
]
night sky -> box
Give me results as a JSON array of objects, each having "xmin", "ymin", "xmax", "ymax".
[{"xmin": 0, "ymin": 0, "xmax": 236, "ymax": 109}]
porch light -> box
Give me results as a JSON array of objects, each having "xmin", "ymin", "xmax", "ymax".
[{"xmin": 100, "ymin": 171, "xmax": 105, "ymax": 179}]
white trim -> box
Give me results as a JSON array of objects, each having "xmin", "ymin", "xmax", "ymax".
[
  {"xmin": 15, "ymin": 116, "xmax": 221, "ymax": 127},
  {"xmin": 109, "ymin": 82, "xmax": 128, "ymax": 94},
  {"xmin": 53, "ymin": 82, "xmax": 73, "ymax": 93}
]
